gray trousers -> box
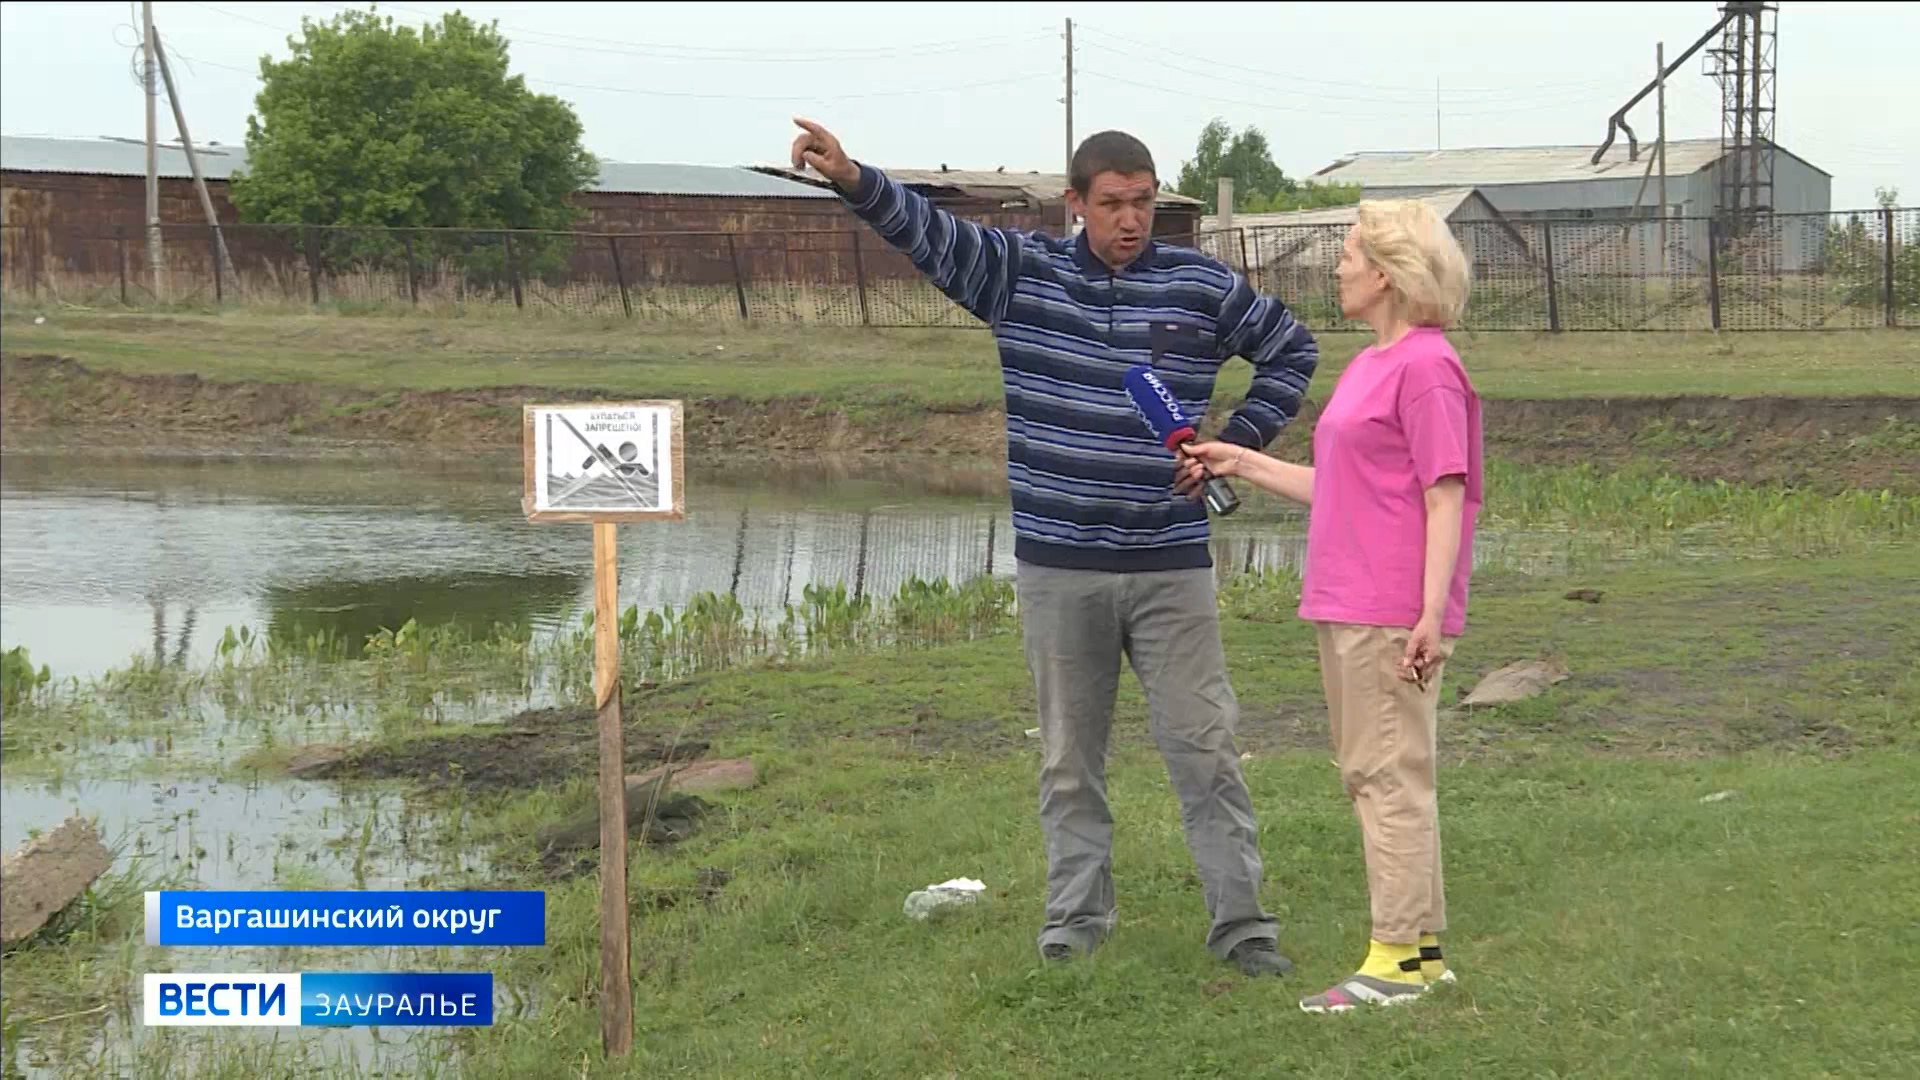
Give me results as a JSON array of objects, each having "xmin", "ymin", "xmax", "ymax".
[{"xmin": 1017, "ymin": 560, "xmax": 1278, "ymax": 959}]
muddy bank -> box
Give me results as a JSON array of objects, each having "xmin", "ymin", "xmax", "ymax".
[
  {"xmin": 6, "ymin": 353, "xmax": 1917, "ymax": 491},
  {"xmin": 0, "ymin": 353, "xmax": 1001, "ymax": 458},
  {"xmin": 300, "ymin": 705, "xmax": 708, "ymax": 789}
]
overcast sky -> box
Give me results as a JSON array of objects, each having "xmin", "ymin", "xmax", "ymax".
[{"xmin": 2, "ymin": 1, "xmax": 1912, "ymax": 209}]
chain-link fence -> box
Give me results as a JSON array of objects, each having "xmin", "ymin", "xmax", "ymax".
[{"xmin": 4, "ymin": 207, "xmax": 1914, "ymax": 331}]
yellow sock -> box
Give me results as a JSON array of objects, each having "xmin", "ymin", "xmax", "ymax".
[
  {"xmin": 1358, "ymin": 939, "xmax": 1425, "ymax": 985},
  {"xmin": 1419, "ymin": 933, "xmax": 1449, "ymax": 981}
]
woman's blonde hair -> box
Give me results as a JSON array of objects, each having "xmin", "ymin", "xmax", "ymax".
[{"xmin": 1351, "ymin": 199, "xmax": 1471, "ymax": 327}]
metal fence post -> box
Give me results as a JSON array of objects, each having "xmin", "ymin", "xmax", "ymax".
[
  {"xmin": 1542, "ymin": 221, "xmax": 1561, "ymax": 333},
  {"xmin": 1884, "ymin": 206, "xmax": 1897, "ymax": 329},
  {"xmin": 117, "ymin": 225, "xmax": 129, "ymax": 305},
  {"xmin": 305, "ymin": 227, "xmax": 322, "ymax": 305},
  {"xmin": 1706, "ymin": 217, "xmax": 1722, "ymax": 330},
  {"xmin": 504, "ymin": 231, "xmax": 524, "ymax": 309},
  {"xmin": 1237, "ymin": 227, "xmax": 1250, "ymax": 276},
  {"xmin": 210, "ymin": 225, "xmax": 223, "ymax": 305},
  {"xmin": 404, "ymin": 231, "xmax": 419, "ymax": 306},
  {"xmin": 851, "ymin": 230, "xmax": 871, "ymax": 326},
  {"xmin": 727, "ymin": 234, "xmax": 749, "ymax": 321},
  {"xmin": 608, "ymin": 235, "xmax": 633, "ymax": 318}
]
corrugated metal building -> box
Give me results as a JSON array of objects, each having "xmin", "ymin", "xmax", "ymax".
[
  {"xmin": 0, "ymin": 134, "xmax": 838, "ymax": 234},
  {"xmin": 752, "ymin": 163, "xmax": 1207, "ymax": 242},
  {"xmin": 1196, "ymin": 188, "xmax": 1536, "ymax": 299},
  {"xmin": 1199, "ymin": 187, "xmax": 1507, "ymax": 269},
  {"xmin": 1311, "ymin": 138, "xmax": 1833, "ymax": 270}
]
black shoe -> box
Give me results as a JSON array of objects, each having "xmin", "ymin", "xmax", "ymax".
[
  {"xmin": 1040, "ymin": 943, "xmax": 1074, "ymax": 963},
  {"xmin": 1229, "ymin": 938, "xmax": 1294, "ymax": 978}
]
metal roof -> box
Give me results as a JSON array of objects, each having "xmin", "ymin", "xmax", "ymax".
[
  {"xmin": 753, "ymin": 163, "xmax": 1205, "ymax": 207},
  {"xmin": 590, "ymin": 161, "xmax": 831, "ymax": 198},
  {"xmin": 1, "ymin": 134, "xmax": 248, "ymax": 179},
  {"xmin": 1, "ymin": 135, "xmax": 833, "ymax": 198},
  {"xmin": 1201, "ymin": 188, "xmax": 1495, "ymax": 231},
  {"xmin": 1311, "ymin": 138, "xmax": 1830, "ymax": 188}
]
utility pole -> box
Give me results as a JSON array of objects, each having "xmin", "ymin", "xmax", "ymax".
[
  {"xmin": 142, "ymin": 0, "xmax": 163, "ymax": 299},
  {"xmin": 1063, "ymin": 17, "xmax": 1074, "ymax": 235},
  {"xmin": 153, "ymin": 28, "xmax": 232, "ymax": 282},
  {"xmin": 1435, "ymin": 77, "xmax": 1442, "ymax": 149},
  {"xmin": 1656, "ymin": 41, "xmax": 1668, "ymax": 270}
]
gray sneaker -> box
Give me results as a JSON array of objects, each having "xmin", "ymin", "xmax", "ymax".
[{"xmin": 1228, "ymin": 938, "xmax": 1294, "ymax": 977}]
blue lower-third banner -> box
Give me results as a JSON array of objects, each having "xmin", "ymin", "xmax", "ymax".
[
  {"xmin": 146, "ymin": 890, "xmax": 544, "ymax": 946},
  {"xmin": 144, "ymin": 973, "xmax": 493, "ymax": 1027}
]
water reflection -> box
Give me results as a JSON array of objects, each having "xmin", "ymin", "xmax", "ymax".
[
  {"xmin": 1, "ymin": 448, "xmax": 1560, "ymax": 677},
  {"xmin": 263, "ymin": 571, "xmax": 584, "ymax": 656}
]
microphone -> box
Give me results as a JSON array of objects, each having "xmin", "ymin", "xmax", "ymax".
[{"xmin": 1121, "ymin": 364, "xmax": 1240, "ymax": 517}]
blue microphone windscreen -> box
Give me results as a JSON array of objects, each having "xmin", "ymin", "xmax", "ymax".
[{"xmin": 1123, "ymin": 364, "xmax": 1192, "ymax": 447}]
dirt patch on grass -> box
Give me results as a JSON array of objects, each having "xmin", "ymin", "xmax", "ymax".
[{"xmin": 308, "ymin": 705, "xmax": 709, "ymax": 789}]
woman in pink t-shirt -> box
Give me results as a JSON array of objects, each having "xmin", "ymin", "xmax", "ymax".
[{"xmin": 1178, "ymin": 200, "xmax": 1482, "ymax": 1014}]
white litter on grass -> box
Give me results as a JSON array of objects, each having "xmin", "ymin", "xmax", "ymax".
[
  {"xmin": 1700, "ymin": 790, "xmax": 1739, "ymax": 803},
  {"xmin": 905, "ymin": 877, "xmax": 986, "ymax": 920}
]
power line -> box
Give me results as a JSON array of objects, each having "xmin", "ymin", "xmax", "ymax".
[
  {"xmin": 530, "ymin": 72, "xmax": 1054, "ymax": 103},
  {"xmin": 311, "ymin": 0, "xmax": 1057, "ymax": 63},
  {"xmin": 1076, "ymin": 38, "xmax": 1618, "ymax": 114},
  {"xmin": 155, "ymin": 22, "xmax": 1054, "ymax": 102},
  {"xmin": 1076, "ymin": 67, "xmax": 1618, "ymax": 121},
  {"xmin": 1076, "ymin": 24, "xmax": 1636, "ymax": 101}
]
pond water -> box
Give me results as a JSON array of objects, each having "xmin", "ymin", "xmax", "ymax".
[{"xmin": 0, "ymin": 447, "xmax": 1566, "ymax": 679}]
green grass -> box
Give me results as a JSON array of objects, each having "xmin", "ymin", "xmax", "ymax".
[
  {"xmin": 4, "ymin": 547, "xmax": 1918, "ymax": 1076},
  {"xmin": 5, "ymin": 310, "xmax": 1918, "ymax": 407}
]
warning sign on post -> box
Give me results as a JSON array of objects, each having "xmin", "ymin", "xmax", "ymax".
[{"xmin": 522, "ymin": 401, "xmax": 685, "ymax": 522}]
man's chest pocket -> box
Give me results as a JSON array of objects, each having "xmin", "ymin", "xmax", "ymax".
[{"xmin": 1148, "ymin": 320, "xmax": 1211, "ymax": 363}]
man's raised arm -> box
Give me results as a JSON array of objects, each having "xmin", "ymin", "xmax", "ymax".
[
  {"xmin": 791, "ymin": 117, "xmax": 1021, "ymax": 327},
  {"xmin": 1212, "ymin": 273, "xmax": 1319, "ymax": 450}
]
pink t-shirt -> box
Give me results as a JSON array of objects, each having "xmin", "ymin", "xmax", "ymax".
[{"xmin": 1298, "ymin": 327, "xmax": 1483, "ymax": 637}]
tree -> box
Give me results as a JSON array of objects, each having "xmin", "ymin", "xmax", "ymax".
[
  {"xmin": 1174, "ymin": 118, "xmax": 1297, "ymax": 213},
  {"xmin": 231, "ymin": 8, "xmax": 596, "ymax": 235},
  {"xmin": 1244, "ymin": 182, "xmax": 1363, "ymax": 214}
]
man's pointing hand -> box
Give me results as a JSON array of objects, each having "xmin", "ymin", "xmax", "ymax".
[{"xmin": 791, "ymin": 117, "xmax": 862, "ymax": 191}]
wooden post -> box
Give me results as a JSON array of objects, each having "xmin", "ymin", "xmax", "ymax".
[
  {"xmin": 524, "ymin": 400, "xmax": 684, "ymax": 1060},
  {"xmin": 727, "ymin": 234, "xmax": 749, "ymax": 321},
  {"xmin": 593, "ymin": 521, "xmax": 632, "ymax": 1058},
  {"xmin": 210, "ymin": 225, "xmax": 223, "ymax": 305},
  {"xmin": 117, "ymin": 226, "xmax": 129, "ymax": 305},
  {"xmin": 305, "ymin": 227, "xmax": 322, "ymax": 305},
  {"xmin": 1707, "ymin": 217, "xmax": 1723, "ymax": 331},
  {"xmin": 1542, "ymin": 221, "xmax": 1561, "ymax": 333},
  {"xmin": 505, "ymin": 231, "xmax": 524, "ymax": 309},
  {"xmin": 609, "ymin": 235, "xmax": 633, "ymax": 318},
  {"xmin": 1884, "ymin": 206, "xmax": 1898, "ymax": 329},
  {"xmin": 851, "ymin": 231, "xmax": 871, "ymax": 326},
  {"xmin": 404, "ymin": 231, "xmax": 419, "ymax": 306}
]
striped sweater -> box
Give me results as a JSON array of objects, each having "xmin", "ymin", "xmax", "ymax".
[{"xmin": 844, "ymin": 163, "xmax": 1319, "ymax": 573}]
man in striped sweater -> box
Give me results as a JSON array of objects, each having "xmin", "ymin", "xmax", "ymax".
[{"xmin": 791, "ymin": 119, "xmax": 1318, "ymax": 976}]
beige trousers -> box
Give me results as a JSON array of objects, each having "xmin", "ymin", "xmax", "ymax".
[{"xmin": 1315, "ymin": 622, "xmax": 1456, "ymax": 945}]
